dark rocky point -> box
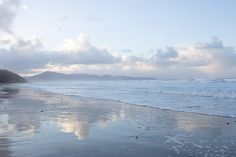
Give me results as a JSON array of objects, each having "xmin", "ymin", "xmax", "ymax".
[{"xmin": 0, "ymin": 70, "xmax": 27, "ymax": 83}]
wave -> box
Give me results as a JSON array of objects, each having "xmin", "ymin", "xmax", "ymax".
[{"xmin": 21, "ymin": 80, "xmax": 236, "ymax": 118}]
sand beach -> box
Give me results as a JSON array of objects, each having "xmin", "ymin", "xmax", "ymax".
[{"xmin": 0, "ymin": 85, "xmax": 236, "ymax": 157}]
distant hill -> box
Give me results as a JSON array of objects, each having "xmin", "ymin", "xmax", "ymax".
[
  {"xmin": 26, "ymin": 71, "xmax": 156, "ymax": 82},
  {"xmin": 0, "ymin": 70, "xmax": 27, "ymax": 83}
]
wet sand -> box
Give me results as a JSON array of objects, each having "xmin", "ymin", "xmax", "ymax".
[{"xmin": 0, "ymin": 85, "xmax": 236, "ymax": 157}]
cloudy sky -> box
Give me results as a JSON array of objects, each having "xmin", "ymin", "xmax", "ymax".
[{"xmin": 0, "ymin": 0, "xmax": 236, "ymax": 78}]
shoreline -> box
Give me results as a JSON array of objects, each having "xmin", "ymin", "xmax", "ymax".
[
  {"xmin": 21, "ymin": 84, "xmax": 236, "ymax": 119},
  {"xmin": 0, "ymin": 85, "xmax": 236, "ymax": 156}
]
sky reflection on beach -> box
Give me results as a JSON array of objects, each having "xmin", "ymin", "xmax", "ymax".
[{"xmin": 0, "ymin": 86, "xmax": 236, "ymax": 156}]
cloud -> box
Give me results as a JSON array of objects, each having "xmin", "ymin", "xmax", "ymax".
[
  {"xmin": 0, "ymin": 35, "xmax": 236, "ymax": 78},
  {"xmin": 121, "ymin": 49, "xmax": 133, "ymax": 53},
  {"xmin": 0, "ymin": 0, "xmax": 20, "ymax": 33},
  {"xmin": 0, "ymin": 34, "xmax": 120, "ymax": 72},
  {"xmin": 156, "ymin": 47, "xmax": 178, "ymax": 59},
  {"xmin": 0, "ymin": 35, "xmax": 15, "ymax": 45},
  {"xmin": 195, "ymin": 37, "xmax": 224, "ymax": 49},
  {"xmin": 10, "ymin": 36, "xmax": 43, "ymax": 52},
  {"xmin": 0, "ymin": 36, "xmax": 49, "ymax": 71},
  {"xmin": 56, "ymin": 34, "xmax": 120, "ymax": 65},
  {"xmin": 146, "ymin": 37, "xmax": 236, "ymax": 78},
  {"xmin": 150, "ymin": 47, "xmax": 178, "ymax": 67},
  {"xmin": 180, "ymin": 38, "xmax": 236, "ymax": 69},
  {"xmin": 0, "ymin": 1, "xmax": 235, "ymax": 78}
]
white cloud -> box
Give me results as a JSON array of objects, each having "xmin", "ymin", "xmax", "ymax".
[
  {"xmin": 0, "ymin": 0, "xmax": 20, "ymax": 33},
  {"xmin": 195, "ymin": 37, "xmax": 223, "ymax": 49},
  {"xmin": 58, "ymin": 34, "xmax": 91, "ymax": 52},
  {"xmin": 156, "ymin": 47, "xmax": 178, "ymax": 59},
  {"xmin": 0, "ymin": 36, "xmax": 49, "ymax": 71},
  {"xmin": 146, "ymin": 37, "xmax": 236, "ymax": 78},
  {"xmin": 10, "ymin": 36, "xmax": 43, "ymax": 52},
  {"xmin": 0, "ymin": 34, "xmax": 120, "ymax": 72},
  {"xmin": 150, "ymin": 47, "xmax": 178, "ymax": 67},
  {"xmin": 56, "ymin": 34, "xmax": 120, "ymax": 65},
  {"xmin": 1, "ymin": 35, "xmax": 236, "ymax": 78},
  {"xmin": 0, "ymin": 35, "xmax": 15, "ymax": 45}
]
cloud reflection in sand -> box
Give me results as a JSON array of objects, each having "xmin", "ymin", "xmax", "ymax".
[
  {"xmin": 1, "ymin": 86, "xmax": 228, "ymax": 140},
  {"xmin": 9, "ymin": 87, "xmax": 128, "ymax": 140},
  {"xmin": 54, "ymin": 115, "xmax": 89, "ymax": 140},
  {"xmin": 0, "ymin": 86, "xmax": 236, "ymax": 156}
]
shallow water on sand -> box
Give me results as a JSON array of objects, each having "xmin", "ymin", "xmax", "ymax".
[
  {"xmin": 0, "ymin": 86, "xmax": 236, "ymax": 157},
  {"xmin": 24, "ymin": 79, "xmax": 236, "ymax": 117}
]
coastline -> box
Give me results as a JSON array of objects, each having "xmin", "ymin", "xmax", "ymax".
[
  {"xmin": 0, "ymin": 85, "xmax": 236, "ymax": 156},
  {"xmin": 23, "ymin": 80, "xmax": 236, "ymax": 118},
  {"xmin": 23, "ymin": 83, "xmax": 236, "ymax": 119}
]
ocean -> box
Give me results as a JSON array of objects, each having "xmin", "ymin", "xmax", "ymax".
[{"xmin": 23, "ymin": 79, "xmax": 236, "ymax": 117}]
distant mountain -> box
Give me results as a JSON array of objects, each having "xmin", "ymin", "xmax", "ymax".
[
  {"xmin": 0, "ymin": 70, "xmax": 27, "ymax": 83},
  {"xmin": 26, "ymin": 71, "xmax": 156, "ymax": 82}
]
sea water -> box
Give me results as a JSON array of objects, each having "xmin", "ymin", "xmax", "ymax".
[{"xmin": 23, "ymin": 79, "xmax": 236, "ymax": 117}]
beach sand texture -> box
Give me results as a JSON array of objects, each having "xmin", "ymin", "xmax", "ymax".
[{"xmin": 0, "ymin": 85, "xmax": 236, "ymax": 157}]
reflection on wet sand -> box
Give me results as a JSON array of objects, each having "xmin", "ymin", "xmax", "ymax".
[
  {"xmin": 54, "ymin": 115, "xmax": 89, "ymax": 140},
  {"xmin": 0, "ymin": 85, "xmax": 236, "ymax": 156},
  {"xmin": 0, "ymin": 86, "xmax": 19, "ymax": 106},
  {"xmin": 0, "ymin": 138, "xmax": 12, "ymax": 157},
  {"xmin": 54, "ymin": 107, "xmax": 126, "ymax": 140},
  {"xmin": 19, "ymin": 88, "xmax": 129, "ymax": 140},
  {"xmin": 0, "ymin": 114, "xmax": 40, "ymax": 136},
  {"xmin": 0, "ymin": 86, "xmax": 40, "ymax": 136}
]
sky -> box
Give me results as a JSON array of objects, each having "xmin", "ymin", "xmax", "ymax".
[{"xmin": 0, "ymin": 0, "xmax": 236, "ymax": 78}]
